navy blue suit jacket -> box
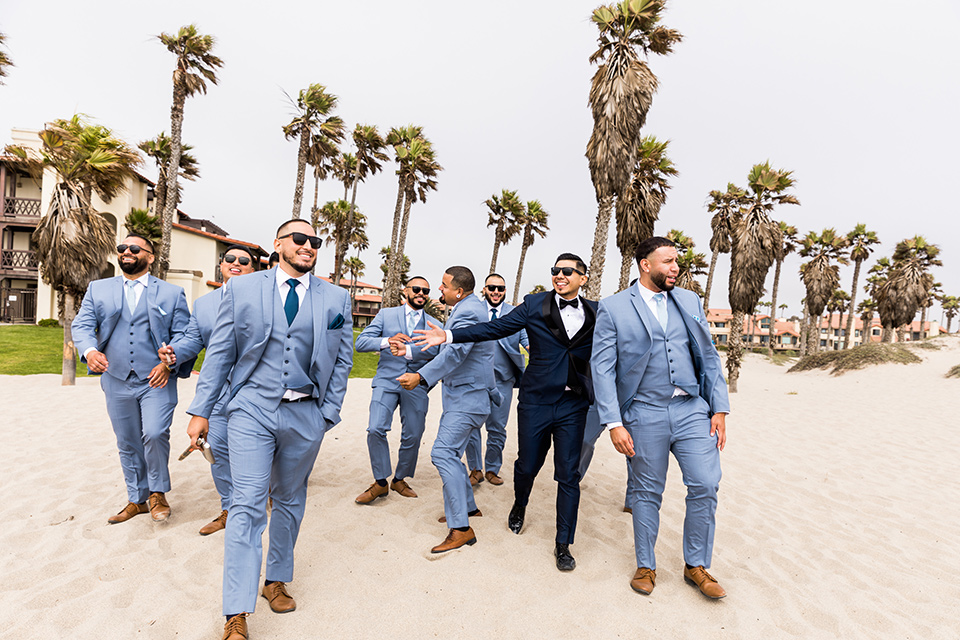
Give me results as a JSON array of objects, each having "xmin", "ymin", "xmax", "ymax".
[{"xmin": 451, "ymin": 290, "xmax": 597, "ymax": 405}]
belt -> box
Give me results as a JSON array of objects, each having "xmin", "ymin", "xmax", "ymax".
[{"xmin": 280, "ymin": 396, "xmax": 315, "ymax": 404}]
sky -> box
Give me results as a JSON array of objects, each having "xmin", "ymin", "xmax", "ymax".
[{"xmin": 2, "ymin": 0, "xmax": 958, "ymax": 322}]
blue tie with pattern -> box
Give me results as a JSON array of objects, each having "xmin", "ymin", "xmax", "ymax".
[
  {"xmin": 284, "ymin": 278, "xmax": 299, "ymax": 325},
  {"xmin": 125, "ymin": 280, "xmax": 137, "ymax": 314},
  {"xmin": 654, "ymin": 293, "xmax": 668, "ymax": 330}
]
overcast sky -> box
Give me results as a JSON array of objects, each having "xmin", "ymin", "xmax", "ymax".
[{"xmin": 3, "ymin": 1, "xmax": 958, "ymax": 321}]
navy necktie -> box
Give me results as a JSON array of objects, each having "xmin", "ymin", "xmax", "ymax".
[
  {"xmin": 491, "ymin": 307, "xmax": 498, "ymax": 320},
  {"xmin": 284, "ymin": 278, "xmax": 299, "ymax": 326}
]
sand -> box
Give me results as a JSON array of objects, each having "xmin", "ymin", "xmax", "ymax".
[{"xmin": 1, "ymin": 338, "xmax": 958, "ymax": 639}]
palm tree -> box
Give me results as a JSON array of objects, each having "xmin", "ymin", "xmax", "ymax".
[
  {"xmin": 799, "ymin": 229, "xmax": 849, "ymax": 354},
  {"xmin": 6, "ymin": 116, "xmax": 141, "ymax": 385},
  {"xmin": 344, "ymin": 256, "xmax": 365, "ymax": 311},
  {"xmin": 726, "ymin": 162, "xmax": 799, "ymax": 391},
  {"xmin": 827, "ymin": 289, "xmax": 850, "ymax": 349},
  {"xmin": 485, "ymin": 189, "xmax": 524, "ymax": 275},
  {"xmin": 675, "ymin": 247, "xmax": 708, "ymax": 296},
  {"xmin": 314, "ymin": 199, "xmax": 366, "ymax": 278},
  {"xmin": 857, "ymin": 297, "xmax": 877, "ymax": 342},
  {"xmin": 306, "ymin": 127, "xmax": 343, "ymax": 217},
  {"xmin": 703, "ymin": 184, "xmax": 748, "ymax": 312},
  {"xmin": 513, "ymin": 200, "xmax": 550, "ymax": 305},
  {"xmin": 379, "ymin": 246, "xmax": 409, "ymax": 290},
  {"xmin": 158, "ymin": 25, "xmax": 222, "ymax": 280},
  {"xmin": 124, "ymin": 208, "xmax": 161, "ymax": 245},
  {"xmin": 283, "ymin": 83, "xmax": 344, "ymax": 219},
  {"xmin": 891, "ymin": 236, "xmax": 941, "ymax": 340},
  {"xmin": 918, "ymin": 281, "xmax": 942, "ymax": 339},
  {"xmin": 584, "ymin": 1, "xmax": 682, "ymax": 300},
  {"xmin": 138, "ymin": 133, "xmax": 200, "ymax": 225},
  {"xmin": 0, "ymin": 31, "xmax": 13, "ymax": 83},
  {"xmin": 383, "ymin": 126, "xmax": 422, "ymax": 296},
  {"xmin": 332, "ymin": 153, "xmax": 358, "ymax": 201},
  {"xmin": 840, "ymin": 224, "xmax": 880, "ymax": 349},
  {"xmin": 766, "ymin": 222, "xmax": 799, "ymax": 355},
  {"xmin": 614, "ymin": 135, "xmax": 677, "ymax": 291},
  {"xmin": 940, "ymin": 295, "xmax": 958, "ymax": 333}
]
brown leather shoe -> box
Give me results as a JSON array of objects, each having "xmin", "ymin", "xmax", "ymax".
[
  {"xmin": 630, "ymin": 567, "xmax": 656, "ymax": 595},
  {"xmin": 148, "ymin": 492, "xmax": 170, "ymax": 521},
  {"xmin": 684, "ymin": 565, "xmax": 726, "ymax": 599},
  {"xmin": 431, "ymin": 527, "xmax": 477, "ymax": 553},
  {"xmin": 438, "ymin": 508, "xmax": 482, "ymax": 523},
  {"xmin": 469, "ymin": 469, "xmax": 483, "ymax": 486},
  {"xmin": 484, "ymin": 471, "xmax": 504, "ymax": 486},
  {"xmin": 199, "ymin": 510, "xmax": 228, "ymax": 536},
  {"xmin": 390, "ymin": 479, "xmax": 417, "ymax": 498},
  {"xmin": 222, "ymin": 613, "xmax": 247, "ymax": 640},
  {"xmin": 623, "ymin": 506, "xmax": 633, "ymax": 514},
  {"xmin": 261, "ymin": 581, "xmax": 296, "ymax": 613},
  {"xmin": 355, "ymin": 482, "xmax": 389, "ymax": 504},
  {"xmin": 107, "ymin": 501, "xmax": 148, "ymax": 524}
]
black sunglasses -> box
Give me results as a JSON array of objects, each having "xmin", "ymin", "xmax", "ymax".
[
  {"xmin": 223, "ymin": 254, "xmax": 251, "ymax": 266},
  {"xmin": 485, "ymin": 285, "xmax": 505, "ymax": 292},
  {"xmin": 117, "ymin": 244, "xmax": 152, "ymax": 255},
  {"xmin": 409, "ymin": 286, "xmax": 430, "ymax": 296},
  {"xmin": 551, "ymin": 266, "xmax": 584, "ymax": 277},
  {"xmin": 277, "ymin": 232, "xmax": 322, "ymax": 249}
]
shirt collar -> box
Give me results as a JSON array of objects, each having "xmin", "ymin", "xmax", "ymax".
[
  {"xmin": 123, "ymin": 273, "xmax": 149, "ymax": 288},
  {"xmin": 404, "ymin": 304, "xmax": 421, "ymax": 317},
  {"xmin": 636, "ymin": 281, "xmax": 665, "ymax": 305},
  {"xmin": 276, "ymin": 266, "xmax": 310, "ymax": 290},
  {"xmin": 555, "ymin": 292, "xmax": 580, "ymax": 309}
]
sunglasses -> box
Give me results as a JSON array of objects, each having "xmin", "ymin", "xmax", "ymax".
[
  {"xmin": 485, "ymin": 285, "xmax": 505, "ymax": 292},
  {"xmin": 277, "ymin": 232, "xmax": 322, "ymax": 249},
  {"xmin": 551, "ymin": 266, "xmax": 584, "ymax": 277},
  {"xmin": 408, "ymin": 286, "xmax": 430, "ymax": 296},
  {"xmin": 223, "ymin": 254, "xmax": 251, "ymax": 266},
  {"xmin": 117, "ymin": 244, "xmax": 152, "ymax": 255}
]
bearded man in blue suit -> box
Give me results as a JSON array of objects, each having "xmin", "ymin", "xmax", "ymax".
[
  {"xmin": 73, "ymin": 234, "xmax": 191, "ymax": 525},
  {"xmin": 184, "ymin": 219, "xmax": 353, "ymax": 640},
  {"xmin": 591, "ymin": 237, "xmax": 730, "ymax": 600}
]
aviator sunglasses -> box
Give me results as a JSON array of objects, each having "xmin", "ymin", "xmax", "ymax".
[
  {"xmin": 551, "ymin": 266, "xmax": 584, "ymax": 277},
  {"xmin": 408, "ymin": 286, "xmax": 430, "ymax": 296},
  {"xmin": 117, "ymin": 244, "xmax": 153, "ymax": 255},
  {"xmin": 485, "ymin": 285, "xmax": 505, "ymax": 292},
  {"xmin": 223, "ymin": 254, "xmax": 251, "ymax": 266},
  {"xmin": 277, "ymin": 232, "xmax": 322, "ymax": 249}
]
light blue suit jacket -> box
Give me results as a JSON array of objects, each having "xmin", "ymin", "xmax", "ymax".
[
  {"xmin": 591, "ymin": 285, "xmax": 730, "ymax": 425},
  {"xmin": 355, "ymin": 305, "xmax": 442, "ymax": 391},
  {"xmin": 170, "ymin": 287, "xmax": 223, "ymax": 361},
  {"xmin": 417, "ymin": 294, "xmax": 502, "ymax": 415},
  {"xmin": 73, "ymin": 275, "xmax": 192, "ymax": 377},
  {"xmin": 186, "ymin": 268, "xmax": 354, "ymax": 426}
]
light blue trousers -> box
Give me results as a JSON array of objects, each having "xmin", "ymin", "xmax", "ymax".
[
  {"xmin": 207, "ymin": 397, "xmax": 232, "ymax": 511},
  {"xmin": 366, "ymin": 386, "xmax": 429, "ymax": 481},
  {"xmin": 465, "ymin": 378, "xmax": 514, "ymax": 475},
  {"xmin": 431, "ymin": 410, "xmax": 486, "ymax": 529}
]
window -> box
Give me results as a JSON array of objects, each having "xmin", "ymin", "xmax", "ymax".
[
  {"xmin": 718, "ymin": 334, "xmax": 727, "ymax": 343},
  {"xmin": 715, "ymin": 322, "xmax": 725, "ymax": 328},
  {"xmin": 872, "ymin": 328, "xmax": 881, "ymax": 336},
  {"xmin": 820, "ymin": 339, "xmax": 827, "ymax": 347}
]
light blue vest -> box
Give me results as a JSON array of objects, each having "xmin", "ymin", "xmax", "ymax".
[
  {"xmin": 103, "ymin": 288, "xmax": 154, "ymax": 381},
  {"xmin": 635, "ymin": 294, "xmax": 699, "ymax": 406},
  {"xmin": 234, "ymin": 286, "xmax": 315, "ymax": 411}
]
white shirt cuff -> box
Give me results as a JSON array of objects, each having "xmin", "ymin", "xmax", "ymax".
[
  {"xmin": 404, "ymin": 345, "xmax": 413, "ymax": 360},
  {"xmin": 380, "ymin": 337, "xmax": 390, "ymax": 350},
  {"xmin": 444, "ymin": 330, "xmax": 453, "ymax": 343},
  {"xmin": 83, "ymin": 347, "xmax": 96, "ymax": 360},
  {"xmin": 604, "ymin": 422, "xmax": 624, "ymax": 431}
]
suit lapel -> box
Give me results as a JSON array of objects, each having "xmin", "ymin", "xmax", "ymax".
[
  {"xmin": 261, "ymin": 269, "xmax": 276, "ymax": 339},
  {"xmin": 310, "ymin": 274, "xmax": 326, "ymax": 364},
  {"xmin": 145, "ymin": 275, "xmax": 161, "ymax": 349},
  {"xmin": 542, "ymin": 293, "xmax": 569, "ymax": 345},
  {"xmin": 629, "ymin": 287, "xmax": 654, "ymax": 343},
  {"xmin": 569, "ymin": 298, "xmax": 596, "ymax": 347}
]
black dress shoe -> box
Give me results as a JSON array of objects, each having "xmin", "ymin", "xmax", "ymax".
[
  {"xmin": 555, "ymin": 543, "xmax": 576, "ymax": 571},
  {"xmin": 508, "ymin": 501, "xmax": 525, "ymax": 534}
]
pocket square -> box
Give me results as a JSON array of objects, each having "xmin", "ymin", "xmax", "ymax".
[
  {"xmin": 328, "ymin": 313, "xmax": 344, "ymax": 330},
  {"xmin": 157, "ymin": 305, "xmax": 168, "ymax": 316}
]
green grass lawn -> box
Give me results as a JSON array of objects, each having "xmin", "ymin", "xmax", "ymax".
[{"xmin": 0, "ymin": 325, "xmax": 377, "ymax": 378}]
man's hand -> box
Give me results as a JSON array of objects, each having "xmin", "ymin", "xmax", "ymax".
[
  {"xmin": 396, "ymin": 372, "xmax": 421, "ymax": 390},
  {"xmin": 158, "ymin": 344, "xmax": 177, "ymax": 366},
  {"xmin": 187, "ymin": 416, "xmax": 209, "ymax": 450},
  {"xmin": 609, "ymin": 426, "xmax": 635, "ymax": 457},
  {"xmin": 388, "ymin": 334, "xmax": 410, "ymax": 357},
  {"xmin": 412, "ymin": 321, "xmax": 447, "ymax": 349},
  {"xmin": 86, "ymin": 350, "xmax": 109, "ymax": 373},
  {"xmin": 147, "ymin": 363, "xmax": 170, "ymax": 388},
  {"xmin": 711, "ymin": 413, "xmax": 727, "ymax": 451}
]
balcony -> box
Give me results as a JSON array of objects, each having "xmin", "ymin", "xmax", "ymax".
[
  {"xmin": 2, "ymin": 197, "xmax": 42, "ymax": 221},
  {"xmin": 1, "ymin": 249, "xmax": 39, "ymax": 273}
]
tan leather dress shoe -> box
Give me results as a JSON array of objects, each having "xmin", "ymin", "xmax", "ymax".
[
  {"xmin": 431, "ymin": 527, "xmax": 477, "ymax": 553},
  {"xmin": 107, "ymin": 502, "xmax": 148, "ymax": 524},
  {"xmin": 684, "ymin": 565, "xmax": 726, "ymax": 599},
  {"xmin": 631, "ymin": 567, "xmax": 656, "ymax": 595},
  {"xmin": 438, "ymin": 508, "xmax": 482, "ymax": 523},
  {"xmin": 623, "ymin": 506, "xmax": 633, "ymax": 514},
  {"xmin": 199, "ymin": 510, "xmax": 228, "ymax": 536},
  {"xmin": 484, "ymin": 471, "xmax": 504, "ymax": 486},
  {"xmin": 148, "ymin": 492, "xmax": 170, "ymax": 521},
  {"xmin": 355, "ymin": 482, "xmax": 389, "ymax": 504},
  {"xmin": 469, "ymin": 469, "xmax": 483, "ymax": 486},
  {"xmin": 390, "ymin": 479, "xmax": 417, "ymax": 498},
  {"xmin": 261, "ymin": 581, "xmax": 296, "ymax": 613},
  {"xmin": 222, "ymin": 613, "xmax": 247, "ymax": 640}
]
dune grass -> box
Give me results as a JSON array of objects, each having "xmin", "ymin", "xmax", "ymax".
[
  {"xmin": 788, "ymin": 342, "xmax": 922, "ymax": 376},
  {"xmin": 946, "ymin": 365, "xmax": 960, "ymax": 379}
]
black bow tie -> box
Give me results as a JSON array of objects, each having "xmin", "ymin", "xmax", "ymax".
[{"xmin": 559, "ymin": 297, "xmax": 579, "ymax": 310}]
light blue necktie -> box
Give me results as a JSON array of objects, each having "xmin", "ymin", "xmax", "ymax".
[
  {"xmin": 407, "ymin": 310, "xmax": 417, "ymax": 336},
  {"xmin": 125, "ymin": 280, "xmax": 137, "ymax": 314},
  {"xmin": 284, "ymin": 278, "xmax": 299, "ymax": 326},
  {"xmin": 653, "ymin": 293, "xmax": 668, "ymax": 330}
]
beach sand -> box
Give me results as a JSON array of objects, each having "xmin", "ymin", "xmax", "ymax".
[{"xmin": 1, "ymin": 338, "xmax": 958, "ymax": 639}]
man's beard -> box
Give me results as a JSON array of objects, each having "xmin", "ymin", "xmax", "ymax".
[
  {"xmin": 407, "ymin": 296, "xmax": 426, "ymax": 310},
  {"xmin": 119, "ymin": 257, "xmax": 147, "ymax": 275},
  {"xmin": 282, "ymin": 248, "xmax": 315, "ymax": 274},
  {"xmin": 483, "ymin": 293, "xmax": 503, "ymax": 307},
  {"xmin": 651, "ymin": 271, "xmax": 674, "ymax": 292}
]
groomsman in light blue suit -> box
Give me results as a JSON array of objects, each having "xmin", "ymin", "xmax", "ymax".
[
  {"xmin": 73, "ymin": 234, "xmax": 191, "ymax": 524},
  {"xmin": 354, "ymin": 276, "xmax": 441, "ymax": 504},
  {"xmin": 185, "ymin": 219, "xmax": 353, "ymax": 640},
  {"xmin": 160, "ymin": 245, "xmax": 257, "ymax": 536},
  {"xmin": 397, "ymin": 266, "xmax": 500, "ymax": 554},
  {"xmin": 591, "ymin": 237, "xmax": 730, "ymax": 600},
  {"xmin": 465, "ymin": 273, "xmax": 527, "ymax": 487}
]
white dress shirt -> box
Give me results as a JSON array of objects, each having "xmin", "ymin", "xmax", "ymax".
[
  {"xmin": 380, "ymin": 304, "xmax": 420, "ymax": 360},
  {"xmin": 556, "ymin": 293, "xmax": 585, "ymax": 339}
]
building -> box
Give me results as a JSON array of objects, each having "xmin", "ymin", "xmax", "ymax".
[
  {"xmin": 0, "ymin": 153, "xmax": 41, "ymax": 323},
  {"xmin": 319, "ymin": 276, "xmax": 383, "ymax": 328}
]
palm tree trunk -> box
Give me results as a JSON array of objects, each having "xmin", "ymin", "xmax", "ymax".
[
  {"xmin": 619, "ymin": 251, "xmax": 632, "ymax": 292},
  {"xmin": 160, "ymin": 86, "xmax": 186, "ymax": 281},
  {"xmin": 799, "ymin": 303, "xmax": 808, "ymax": 356},
  {"xmin": 489, "ymin": 224, "xmax": 502, "ymax": 275},
  {"xmin": 843, "ymin": 259, "xmax": 862, "ymax": 349},
  {"xmin": 389, "ymin": 190, "xmax": 415, "ymax": 308},
  {"xmin": 154, "ymin": 170, "xmax": 167, "ymax": 219},
  {"xmin": 584, "ymin": 194, "xmax": 615, "ymax": 301},
  {"xmin": 513, "ymin": 232, "xmax": 531, "ymax": 306},
  {"xmin": 703, "ymin": 250, "xmax": 719, "ymax": 312},
  {"xmin": 292, "ymin": 128, "xmax": 309, "ymax": 218},
  {"xmin": 61, "ymin": 290, "xmax": 77, "ymax": 386},
  {"xmin": 919, "ymin": 306, "xmax": 927, "ymax": 339},
  {"xmin": 726, "ymin": 311, "xmax": 744, "ymax": 393},
  {"xmin": 767, "ymin": 258, "xmax": 782, "ymax": 356},
  {"xmin": 382, "ymin": 179, "xmax": 406, "ymax": 306},
  {"xmin": 896, "ymin": 325, "xmax": 907, "ymax": 343},
  {"xmin": 335, "ymin": 174, "xmax": 360, "ymax": 285}
]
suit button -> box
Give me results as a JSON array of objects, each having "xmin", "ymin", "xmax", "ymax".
[
  {"xmin": 286, "ymin": 347, "xmax": 291, "ymax": 351},
  {"xmin": 287, "ymin": 334, "xmax": 292, "ymax": 339},
  {"xmin": 284, "ymin": 360, "xmax": 289, "ymax": 364}
]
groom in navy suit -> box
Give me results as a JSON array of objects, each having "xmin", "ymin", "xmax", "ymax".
[
  {"xmin": 592, "ymin": 237, "xmax": 729, "ymax": 600},
  {"xmin": 415, "ymin": 254, "xmax": 596, "ymax": 571}
]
